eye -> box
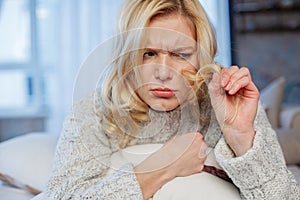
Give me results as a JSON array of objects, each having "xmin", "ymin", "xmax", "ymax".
[
  {"xmin": 178, "ymin": 53, "xmax": 193, "ymax": 58},
  {"xmin": 143, "ymin": 51, "xmax": 155, "ymax": 58},
  {"xmin": 171, "ymin": 52, "xmax": 193, "ymax": 59}
]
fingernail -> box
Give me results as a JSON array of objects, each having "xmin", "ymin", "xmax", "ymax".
[
  {"xmin": 229, "ymin": 85, "xmax": 238, "ymax": 94},
  {"xmin": 225, "ymin": 81, "xmax": 231, "ymax": 90}
]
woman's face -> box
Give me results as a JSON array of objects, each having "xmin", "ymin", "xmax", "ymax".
[{"xmin": 136, "ymin": 14, "xmax": 198, "ymax": 111}]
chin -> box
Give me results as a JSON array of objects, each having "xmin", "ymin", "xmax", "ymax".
[{"xmin": 149, "ymin": 102, "xmax": 179, "ymax": 112}]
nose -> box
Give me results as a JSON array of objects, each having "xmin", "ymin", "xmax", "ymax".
[{"xmin": 155, "ymin": 54, "xmax": 173, "ymax": 81}]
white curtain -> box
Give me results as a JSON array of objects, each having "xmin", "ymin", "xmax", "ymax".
[{"xmin": 45, "ymin": 0, "xmax": 122, "ymax": 135}]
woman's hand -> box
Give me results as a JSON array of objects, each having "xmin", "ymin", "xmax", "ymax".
[
  {"xmin": 208, "ymin": 66, "xmax": 259, "ymax": 157},
  {"xmin": 134, "ymin": 132, "xmax": 207, "ymax": 199},
  {"xmin": 161, "ymin": 132, "xmax": 207, "ymax": 177}
]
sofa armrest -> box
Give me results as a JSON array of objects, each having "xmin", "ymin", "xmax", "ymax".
[{"xmin": 280, "ymin": 105, "xmax": 300, "ymax": 131}]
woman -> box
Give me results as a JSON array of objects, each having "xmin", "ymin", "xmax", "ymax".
[{"xmin": 45, "ymin": 0, "xmax": 300, "ymax": 199}]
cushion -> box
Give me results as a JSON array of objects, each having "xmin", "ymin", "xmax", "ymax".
[
  {"xmin": 110, "ymin": 144, "xmax": 241, "ymax": 200},
  {"xmin": 277, "ymin": 129, "xmax": 300, "ymax": 165},
  {"xmin": 280, "ymin": 105, "xmax": 300, "ymax": 130},
  {"xmin": 0, "ymin": 133, "xmax": 58, "ymax": 194},
  {"xmin": 1, "ymin": 135, "xmax": 241, "ymax": 199},
  {"xmin": 260, "ymin": 77, "xmax": 286, "ymax": 128}
]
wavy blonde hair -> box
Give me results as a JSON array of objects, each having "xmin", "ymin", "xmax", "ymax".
[{"xmin": 98, "ymin": 0, "xmax": 220, "ymax": 147}]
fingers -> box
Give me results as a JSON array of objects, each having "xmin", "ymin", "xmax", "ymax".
[
  {"xmin": 198, "ymin": 142, "xmax": 207, "ymax": 159},
  {"xmin": 182, "ymin": 132, "xmax": 207, "ymax": 160},
  {"xmin": 178, "ymin": 132, "xmax": 207, "ymax": 174},
  {"xmin": 194, "ymin": 134, "xmax": 207, "ymax": 172},
  {"xmin": 221, "ymin": 65, "xmax": 239, "ymax": 86},
  {"xmin": 221, "ymin": 66, "xmax": 252, "ymax": 95}
]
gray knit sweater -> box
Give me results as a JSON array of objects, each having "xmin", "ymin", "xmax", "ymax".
[{"xmin": 45, "ymin": 95, "xmax": 300, "ymax": 200}]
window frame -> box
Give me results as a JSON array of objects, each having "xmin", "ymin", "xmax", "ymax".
[{"xmin": 0, "ymin": 0, "xmax": 47, "ymax": 116}]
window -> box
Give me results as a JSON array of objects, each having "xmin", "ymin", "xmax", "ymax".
[
  {"xmin": 0, "ymin": 0, "xmax": 46, "ymax": 111},
  {"xmin": 0, "ymin": 0, "xmax": 123, "ymax": 139}
]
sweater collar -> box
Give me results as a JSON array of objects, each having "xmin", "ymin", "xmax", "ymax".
[{"xmin": 138, "ymin": 104, "xmax": 222, "ymax": 148}]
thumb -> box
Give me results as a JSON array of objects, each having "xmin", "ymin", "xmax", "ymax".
[
  {"xmin": 207, "ymin": 72, "xmax": 226, "ymax": 126},
  {"xmin": 208, "ymin": 72, "xmax": 225, "ymax": 108}
]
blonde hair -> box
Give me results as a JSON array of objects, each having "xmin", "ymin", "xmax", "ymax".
[{"xmin": 99, "ymin": 0, "xmax": 219, "ymax": 147}]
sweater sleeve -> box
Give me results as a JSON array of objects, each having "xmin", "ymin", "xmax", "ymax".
[
  {"xmin": 45, "ymin": 96, "xmax": 143, "ymax": 200},
  {"xmin": 214, "ymin": 103, "xmax": 300, "ymax": 200}
]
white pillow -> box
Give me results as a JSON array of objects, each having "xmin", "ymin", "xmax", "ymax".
[
  {"xmin": 260, "ymin": 77, "xmax": 286, "ymax": 128},
  {"xmin": 0, "ymin": 135, "xmax": 241, "ymax": 199},
  {"xmin": 0, "ymin": 133, "xmax": 58, "ymax": 194},
  {"xmin": 110, "ymin": 144, "xmax": 241, "ymax": 200}
]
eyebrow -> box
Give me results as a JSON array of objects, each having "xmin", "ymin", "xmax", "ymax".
[
  {"xmin": 144, "ymin": 46, "xmax": 196, "ymax": 53},
  {"xmin": 171, "ymin": 46, "xmax": 196, "ymax": 52}
]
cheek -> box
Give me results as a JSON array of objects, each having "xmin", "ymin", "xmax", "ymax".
[
  {"xmin": 178, "ymin": 64, "xmax": 197, "ymax": 84},
  {"xmin": 138, "ymin": 65, "xmax": 155, "ymax": 83},
  {"xmin": 176, "ymin": 72, "xmax": 195, "ymax": 98},
  {"xmin": 184, "ymin": 58, "xmax": 198, "ymax": 72},
  {"xmin": 178, "ymin": 81, "xmax": 192, "ymax": 95},
  {"xmin": 177, "ymin": 55, "xmax": 198, "ymax": 73},
  {"xmin": 136, "ymin": 84, "xmax": 151, "ymax": 102}
]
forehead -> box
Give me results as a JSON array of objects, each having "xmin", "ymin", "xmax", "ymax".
[{"xmin": 143, "ymin": 14, "xmax": 196, "ymax": 50}]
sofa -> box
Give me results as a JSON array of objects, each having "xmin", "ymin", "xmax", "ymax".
[
  {"xmin": 0, "ymin": 77, "xmax": 299, "ymax": 200},
  {"xmin": 259, "ymin": 76, "xmax": 300, "ymax": 186},
  {"xmin": 260, "ymin": 76, "xmax": 300, "ymax": 168}
]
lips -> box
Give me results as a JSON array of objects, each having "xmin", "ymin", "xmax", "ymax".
[{"xmin": 151, "ymin": 87, "xmax": 176, "ymax": 98}]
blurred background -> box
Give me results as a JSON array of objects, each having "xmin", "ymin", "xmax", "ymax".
[
  {"xmin": 0, "ymin": 0, "xmax": 299, "ymax": 141},
  {"xmin": 232, "ymin": 0, "xmax": 300, "ymax": 104}
]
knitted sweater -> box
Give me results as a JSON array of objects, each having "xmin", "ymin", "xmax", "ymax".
[{"xmin": 45, "ymin": 95, "xmax": 300, "ymax": 200}]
